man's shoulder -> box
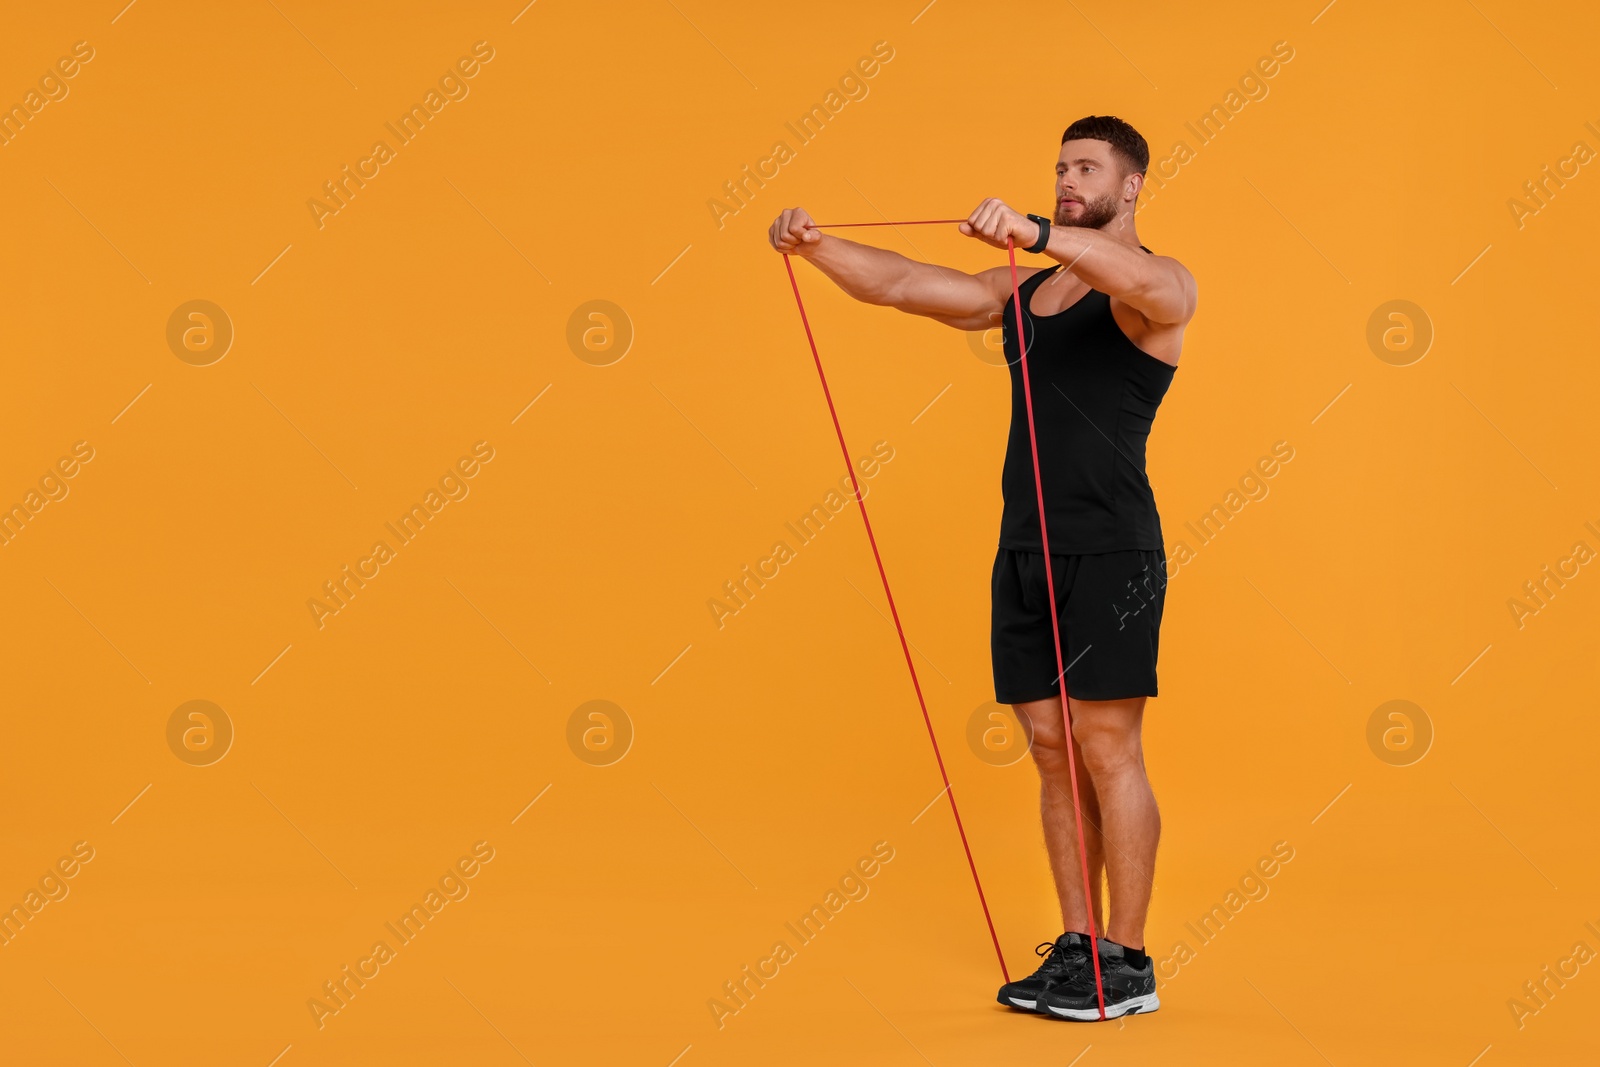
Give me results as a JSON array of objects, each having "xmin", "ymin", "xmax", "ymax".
[{"xmin": 1147, "ymin": 249, "xmax": 1196, "ymax": 284}]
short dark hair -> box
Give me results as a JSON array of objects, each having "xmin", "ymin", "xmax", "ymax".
[{"xmin": 1061, "ymin": 115, "xmax": 1149, "ymax": 176}]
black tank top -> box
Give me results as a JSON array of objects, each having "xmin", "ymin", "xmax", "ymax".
[{"xmin": 998, "ymin": 254, "xmax": 1177, "ymax": 554}]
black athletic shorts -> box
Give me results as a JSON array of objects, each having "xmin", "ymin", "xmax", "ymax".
[{"xmin": 990, "ymin": 546, "xmax": 1167, "ymax": 704}]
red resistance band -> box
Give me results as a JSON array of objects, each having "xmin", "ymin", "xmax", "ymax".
[{"xmin": 782, "ymin": 218, "xmax": 1107, "ymax": 1020}]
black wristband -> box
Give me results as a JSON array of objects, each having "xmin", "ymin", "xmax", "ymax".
[{"xmin": 1024, "ymin": 214, "xmax": 1051, "ymax": 254}]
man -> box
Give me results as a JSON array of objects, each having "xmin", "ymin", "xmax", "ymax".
[{"xmin": 767, "ymin": 116, "xmax": 1195, "ymax": 1021}]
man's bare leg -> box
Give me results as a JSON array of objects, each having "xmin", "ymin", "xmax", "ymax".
[
  {"xmin": 1016, "ymin": 697, "xmax": 1103, "ymax": 934},
  {"xmin": 1014, "ymin": 695, "xmax": 1159, "ymax": 948}
]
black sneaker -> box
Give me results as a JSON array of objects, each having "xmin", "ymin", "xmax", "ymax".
[
  {"xmin": 996, "ymin": 932, "xmax": 1093, "ymax": 1011},
  {"xmin": 1039, "ymin": 939, "xmax": 1159, "ymax": 1021}
]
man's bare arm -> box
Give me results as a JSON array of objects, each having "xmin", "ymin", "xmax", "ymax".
[
  {"xmin": 961, "ymin": 198, "xmax": 1198, "ymax": 325},
  {"xmin": 1039, "ymin": 226, "xmax": 1197, "ymax": 325},
  {"xmin": 768, "ymin": 206, "xmax": 1005, "ymax": 330}
]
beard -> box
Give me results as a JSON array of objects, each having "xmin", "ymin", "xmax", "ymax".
[{"xmin": 1054, "ymin": 193, "xmax": 1119, "ymax": 229}]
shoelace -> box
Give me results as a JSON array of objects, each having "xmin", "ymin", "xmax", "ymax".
[{"xmin": 1030, "ymin": 940, "xmax": 1090, "ymax": 981}]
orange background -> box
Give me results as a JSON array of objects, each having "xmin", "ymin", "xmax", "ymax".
[{"xmin": 2, "ymin": 1, "xmax": 1597, "ymax": 1064}]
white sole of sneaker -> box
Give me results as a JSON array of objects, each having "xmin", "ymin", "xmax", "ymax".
[
  {"xmin": 1006, "ymin": 996, "xmax": 1038, "ymax": 1009},
  {"xmin": 1045, "ymin": 992, "xmax": 1160, "ymax": 1021}
]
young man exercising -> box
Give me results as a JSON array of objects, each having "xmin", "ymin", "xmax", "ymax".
[{"xmin": 767, "ymin": 116, "xmax": 1195, "ymax": 1021}]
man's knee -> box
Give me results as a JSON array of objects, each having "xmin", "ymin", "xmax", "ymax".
[
  {"xmin": 1028, "ymin": 728, "xmax": 1072, "ymax": 774},
  {"xmin": 1015, "ymin": 702, "xmax": 1071, "ymax": 773},
  {"xmin": 1071, "ymin": 712, "xmax": 1141, "ymax": 776}
]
